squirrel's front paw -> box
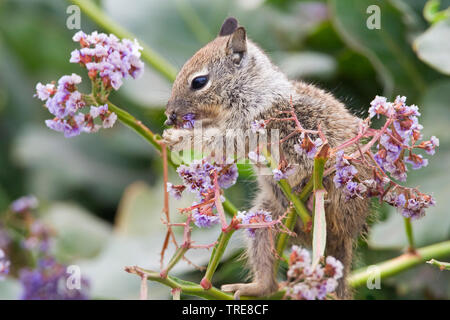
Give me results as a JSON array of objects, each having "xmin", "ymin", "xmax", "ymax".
[
  {"xmin": 221, "ymin": 282, "xmax": 277, "ymax": 299},
  {"xmin": 162, "ymin": 128, "xmax": 191, "ymax": 150}
]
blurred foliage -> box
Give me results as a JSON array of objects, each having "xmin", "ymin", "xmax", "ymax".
[{"xmin": 0, "ymin": 0, "xmax": 449, "ymax": 299}]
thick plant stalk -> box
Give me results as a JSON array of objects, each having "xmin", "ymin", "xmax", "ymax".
[
  {"xmin": 201, "ymin": 230, "xmax": 236, "ymax": 289},
  {"xmin": 348, "ymin": 240, "xmax": 450, "ymax": 288},
  {"xmin": 125, "ymin": 266, "xmax": 285, "ymax": 300}
]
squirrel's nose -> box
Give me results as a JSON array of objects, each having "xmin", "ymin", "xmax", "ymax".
[{"xmin": 164, "ymin": 112, "xmax": 177, "ymax": 126}]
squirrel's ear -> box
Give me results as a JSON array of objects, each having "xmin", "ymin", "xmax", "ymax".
[
  {"xmin": 219, "ymin": 17, "xmax": 238, "ymax": 36},
  {"xmin": 227, "ymin": 27, "xmax": 247, "ymax": 64}
]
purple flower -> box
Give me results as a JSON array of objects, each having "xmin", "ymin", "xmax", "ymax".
[
  {"xmin": 333, "ymin": 151, "xmax": 358, "ymax": 189},
  {"xmin": 288, "ymin": 245, "xmax": 311, "ymax": 271},
  {"xmin": 34, "ymin": 83, "xmax": 55, "ymax": 101},
  {"xmin": 19, "ymin": 258, "xmax": 89, "ymax": 300},
  {"xmin": 192, "ymin": 210, "xmax": 219, "ymax": 228},
  {"xmin": 250, "ymin": 119, "xmax": 266, "ymax": 134},
  {"xmin": 394, "ymin": 193, "xmax": 406, "ymax": 208},
  {"xmin": 0, "ymin": 249, "xmax": 10, "ymax": 280},
  {"xmin": 72, "ymin": 31, "xmax": 87, "ymax": 42},
  {"xmin": 10, "ymin": 195, "xmax": 39, "ymax": 213},
  {"xmin": 369, "ymin": 95, "xmax": 388, "ymax": 118},
  {"xmin": 292, "ymin": 283, "xmax": 317, "ymax": 300},
  {"xmin": 45, "ymin": 114, "xmax": 85, "ymax": 138},
  {"xmin": 237, "ymin": 209, "xmax": 272, "ymax": 237},
  {"xmin": 405, "ymin": 153, "xmax": 428, "ymax": 170},
  {"xmin": 272, "ymin": 169, "xmax": 285, "ymax": 181},
  {"xmin": 272, "ymin": 165, "xmax": 296, "ymax": 181},
  {"xmin": 181, "ymin": 113, "xmax": 196, "ymax": 129},
  {"xmin": 58, "ymin": 74, "xmax": 82, "ymax": 89},
  {"xmin": 102, "ymin": 112, "xmax": 117, "ymax": 128},
  {"xmin": 166, "ymin": 182, "xmax": 185, "ymax": 200},
  {"xmin": 71, "ymin": 31, "xmax": 144, "ymax": 91},
  {"xmin": 294, "ymin": 134, "xmax": 322, "ymax": 159},
  {"xmin": 324, "ymin": 256, "xmax": 344, "ymax": 280},
  {"xmin": 90, "ymin": 104, "xmax": 108, "ymax": 119},
  {"xmin": 216, "ymin": 161, "xmax": 238, "ymax": 189},
  {"xmin": 424, "ymin": 136, "xmax": 439, "ymax": 155}
]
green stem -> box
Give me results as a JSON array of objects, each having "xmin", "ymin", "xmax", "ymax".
[
  {"xmin": 348, "ymin": 240, "xmax": 450, "ymax": 288},
  {"xmin": 403, "ymin": 217, "xmax": 415, "ymax": 251},
  {"xmin": 69, "ymin": 0, "xmax": 177, "ymax": 82},
  {"xmin": 426, "ymin": 258, "xmax": 450, "ymax": 271},
  {"xmin": 273, "ymin": 207, "xmax": 296, "ymax": 275},
  {"xmin": 160, "ymin": 246, "xmax": 189, "ymax": 278},
  {"xmin": 126, "ymin": 266, "xmax": 285, "ymax": 300},
  {"xmin": 222, "ymin": 199, "xmax": 238, "ymax": 217},
  {"xmin": 201, "ymin": 229, "xmax": 235, "ymax": 288},
  {"xmin": 262, "ymin": 149, "xmax": 312, "ymax": 227},
  {"xmin": 274, "ymin": 179, "xmax": 312, "ymax": 264}
]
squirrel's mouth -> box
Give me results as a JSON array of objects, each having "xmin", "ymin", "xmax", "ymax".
[
  {"xmin": 164, "ymin": 112, "xmax": 196, "ymax": 129},
  {"xmin": 165, "ymin": 112, "xmax": 216, "ymax": 130}
]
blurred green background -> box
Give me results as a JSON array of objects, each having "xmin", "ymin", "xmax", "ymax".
[{"xmin": 0, "ymin": 0, "xmax": 449, "ymax": 299}]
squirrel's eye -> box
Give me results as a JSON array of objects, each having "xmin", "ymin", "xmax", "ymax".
[{"xmin": 191, "ymin": 75, "xmax": 209, "ymax": 90}]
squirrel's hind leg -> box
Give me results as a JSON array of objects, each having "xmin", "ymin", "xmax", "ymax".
[{"xmin": 222, "ymin": 187, "xmax": 286, "ymax": 298}]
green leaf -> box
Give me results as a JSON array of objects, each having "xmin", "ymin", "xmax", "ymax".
[
  {"xmin": 414, "ymin": 18, "xmax": 450, "ymax": 75},
  {"xmin": 329, "ymin": 0, "xmax": 427, "ymax": 99}
]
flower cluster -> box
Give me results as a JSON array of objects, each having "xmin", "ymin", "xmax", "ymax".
[
  {"xmin": 385, "ymin": 190, "xmax": 435, "ymax": 220},
  {"xmin": 169, "ymin": 158, "xmax": 238, "ymax": 228},
  {"xmin": 19, "ymin": 258, "xmax": 89, "ymax": 300},
  {"xmin": 371, "ymin": 95, "xmax": 438, "ymax": 181},
  {"xmin": 70, "ymin": 31, "xmax": 144, "ymax": 90},
  {"xmin": 294, "ymin": 133, "xmax": 323, "ymax": 159},
  {"xmin": 1, "ymin": 196, "xmax": 91, "ymax": 299},
  {"xmin": 0, "ymin": 248, "xmax": 10, "ymax": 280},
  {"xmin": 35, "ymin": 30, "xmax": 144, "ymax": 138},
  {"xmin": 237, "ymin": 210, "xmax": 273, "ymax": 237},
  {"xmin": 333, "ymin": 151, "xmax": 366, "ymax": 199},
  {"xmin": 21, "ymin": 220, "xmax": 52, "ymax": 253},
  {"xmin": 35, "ymin": 75, "xmax": 117, "ymax": 137},
  {"xmin": 10, "ymin": 195, "xmax": 39, "ymax": 213},
  {"xmin": 284, "ymin": 246, "xmax": 343, "ymax": 300},
  {"xmin": 331, "ymin": 95, "xmax": 438, "ymax": 219}
]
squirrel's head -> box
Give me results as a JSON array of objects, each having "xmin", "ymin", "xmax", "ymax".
[{"xmin": 165, "ymin": 17, "xmax": 291, "ymax": 129}]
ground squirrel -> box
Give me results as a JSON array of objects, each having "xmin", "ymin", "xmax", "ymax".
[{"xmin": 163, "ymin": 17, "xmax": 370, "ymax": 299}]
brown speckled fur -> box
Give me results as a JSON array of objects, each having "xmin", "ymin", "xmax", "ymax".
[{"xmin": 163, "ymin": 18, "xmax": 371, "ymax": 299}]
